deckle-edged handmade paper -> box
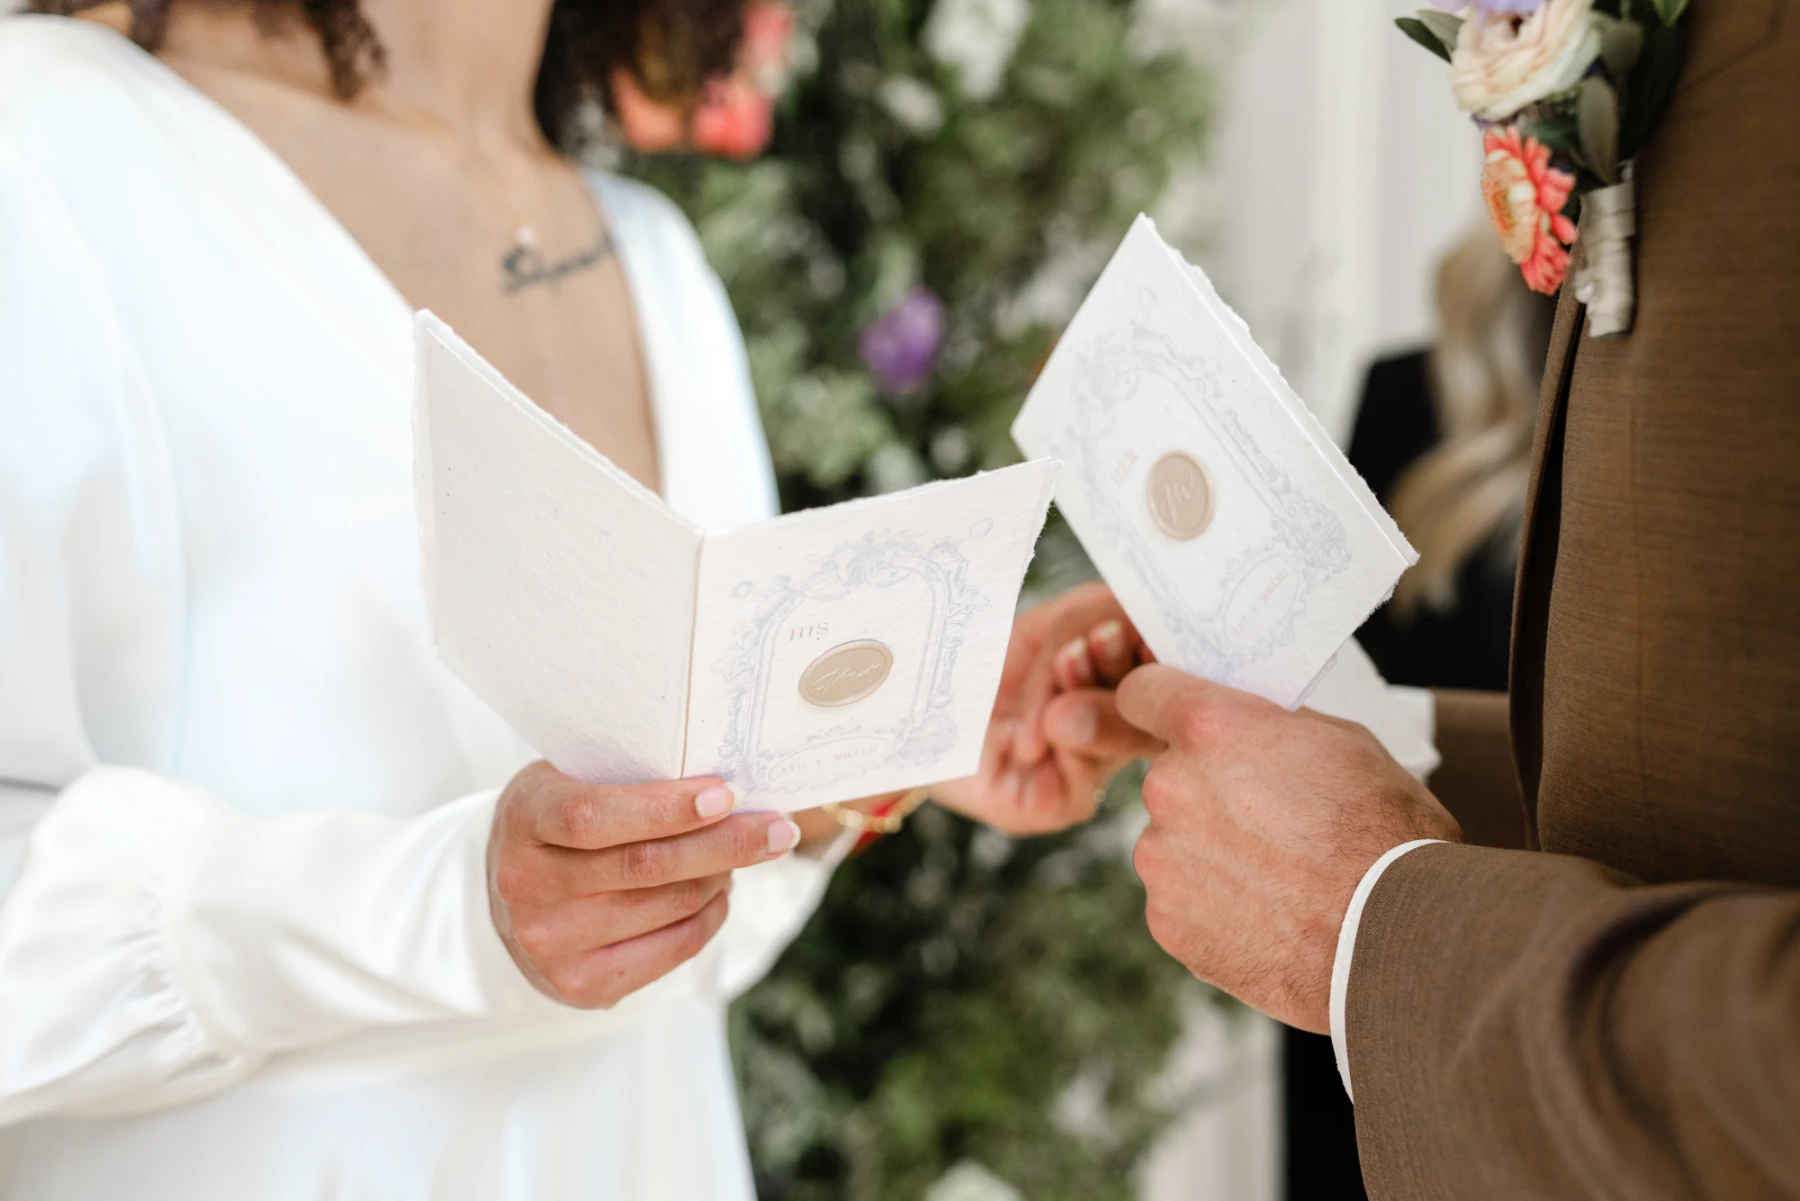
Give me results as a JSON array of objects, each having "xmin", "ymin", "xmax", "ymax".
[
  {"xmin": 1012, "ymin": 214, "xmax": 1417, "ymax": 709},
  {"xmin": 414, "ymin": 312, "xmax": 1059, "ymax": 811}
]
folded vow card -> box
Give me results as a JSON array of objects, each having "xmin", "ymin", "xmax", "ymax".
[
  {"xmin": 414, "ymin": 313, "xmax": 1059, "ymax": 811},
  {"xmin": 1013, "ymin": 215, "xmax": 1417, "ymax": 710}
]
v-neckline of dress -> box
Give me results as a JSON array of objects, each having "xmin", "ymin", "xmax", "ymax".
[{"xmin": 66, "ymin": 16, "xmax": 673, "ymax": 497}]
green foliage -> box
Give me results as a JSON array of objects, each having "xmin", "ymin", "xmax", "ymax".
[
  {"xmin": 731, "ymin": 772, "xmax": 1213, "ymax": 1201},
  {"xmin": 629, "ymin": 0, "xmax": 1210, "ymax": 509},
  {"xmin": 1576, "ymin": 76, "xmax": 1619, "ymax": 183},
  {"xmin": 1394, "ymin": 16, "xmax": 1453, "ymax": 63},
  {"xmin": 1395, "ymin": 10, "xmax": 1461, "ymax": 63},
  {"xmin": 623, "ymin": 0, "xmax": 1215, "ymax": 1194},
  {"xmin": 1617, "ymin": 23, "xmax": 1684, "ymax": 160}
]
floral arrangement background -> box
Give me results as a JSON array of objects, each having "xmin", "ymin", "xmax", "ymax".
[
  {"xmin": 617, "ymin": 0, "xmax": 1220, "ymax": 1196},
  {"xmin": 1398, "ymin": 0, "xmax": 1691, "ymax": 335}
]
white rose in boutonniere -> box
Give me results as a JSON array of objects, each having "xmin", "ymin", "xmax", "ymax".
[{"xmin": 1446, "ymin": 0, "xmax": 1602, "ymax": 121}]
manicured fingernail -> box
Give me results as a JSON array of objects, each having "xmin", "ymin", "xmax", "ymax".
[
  {"xmin": 767, "ymin": 817, "xmax": 801, "ymax": 855},
  {"xmin": 1094, "ymin": 620, "xmax": 1125, "ymax": 650},
  {"xmin": 1057, "ymin": 635, "xmax": 1089, "ymax": 663},
  {"xmin": 696, "ymin": 783, "xmax": 737, "ymax": 818},
  {"xmin": 1049, "ymin": 701, "xmax": 1099, "ymax": 747}
]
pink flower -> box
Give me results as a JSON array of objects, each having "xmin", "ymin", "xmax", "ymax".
[
  {"xmin": 610, "ymin": 1, "xmax": 794, "ymax": 159},
  {"xmin": 691, "ymin": 76, "xmax": 776, "ymax": 159},
  {"xmin": 1480, "ymin": 126, "xmax": 1578, "ymax": 294}
]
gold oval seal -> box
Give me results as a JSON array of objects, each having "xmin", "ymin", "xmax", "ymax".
[
  {"xmin": 1146, "ymin": 451, "xmax": 1214, "ymax": 540},
  {"xmin": 798, "ymin": 640, "xmax": 894, "ymax": 708}
]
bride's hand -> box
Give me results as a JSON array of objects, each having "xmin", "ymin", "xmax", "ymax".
[
  {"xmin": 488, "ymin": 761, "xmax": 801, "ymax": 1008},
  {"xmin": 930, "ymin": 582, "xmax": 1162, "ymax": 835}
]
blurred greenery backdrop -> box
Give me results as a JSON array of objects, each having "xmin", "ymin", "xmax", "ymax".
[{"xmin": 627, "ymin": 0, "xmax": 1220, "ymax": 1195}]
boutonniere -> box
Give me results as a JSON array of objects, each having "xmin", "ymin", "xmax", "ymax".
[{"xmin": 1398, "ymin": 0, "xmax": 1690, "ymax": 337}]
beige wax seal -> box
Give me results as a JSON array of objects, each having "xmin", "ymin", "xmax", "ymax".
[
  {"xmin": 799, "ymin": 640, "xmax": 894, "ymax": 708},
  {"xmin": 1146, "ymin": 451, "xmax": 1214, "ymax": 540}
]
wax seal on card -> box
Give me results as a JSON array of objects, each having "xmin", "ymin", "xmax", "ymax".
[
  {"xmin": 799, "ymin": 640, "xmax": 894, "ymax": 708},
  {"xmin": 1146, "ymin": 451, "xmax": 1214, "ymax": 540}
]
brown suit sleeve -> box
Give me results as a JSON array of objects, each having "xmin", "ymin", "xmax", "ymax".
[
  {"xmin": 1427, "ymin": 690, "xmax": 1527, "ymax": 850},
  {"xmin": 1346, "ymin": 842, "xmax": 1800, "ymax": 1200}
]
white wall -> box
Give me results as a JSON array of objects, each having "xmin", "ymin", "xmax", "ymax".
[{"xmin": 1180, "ymin": 0, "xmax": 1481, "ymax": 443}]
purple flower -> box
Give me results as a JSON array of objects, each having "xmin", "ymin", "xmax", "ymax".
[
  {"xmin": 858, "ymin": 286, "xmax": 945, "ymax": 395},
  {"xmin": 1433, "ymin": 0, "xmax": 1543, "ymax": 13}
]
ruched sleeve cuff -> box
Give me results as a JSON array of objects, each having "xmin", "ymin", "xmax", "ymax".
[
  {"xmin": 0, "ymin": 767, "xmax": 560, "ymax": 1124},
  {"xmin": 0, "ymin": 767, "xmax": 256, "ymax": 1121}
]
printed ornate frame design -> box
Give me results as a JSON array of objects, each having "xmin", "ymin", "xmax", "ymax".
[
  {"xmin": 1063, "ymin": 301, "xmax": 1353, "ymax": 685},
  {"xmin": 710, "ymin": 527, "xmax": 989, "ymax": 796}
]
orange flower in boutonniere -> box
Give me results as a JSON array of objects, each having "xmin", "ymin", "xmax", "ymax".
[{"xmin": 1480, "ymin": 125, "xmax": 1578, "ymax": 294}]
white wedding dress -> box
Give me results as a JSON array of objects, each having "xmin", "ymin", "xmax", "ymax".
[{"xmin": 0, "ymin": 16, "xmax": 841, "ymax": 1199}]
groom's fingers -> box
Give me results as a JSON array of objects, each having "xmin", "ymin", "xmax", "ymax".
[
  {"xmin": 1115, "ymin": 664, "xmax": 1273, "ymax": 747},
  {"xmin": 1041, "ymin": 689, "xmax": 1166, "ymax": 759}
]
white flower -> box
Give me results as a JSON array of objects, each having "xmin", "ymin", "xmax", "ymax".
[
  {"xmin": 921, "ymin": 0, "xmax": 1030, "ymax": 102},
  {"xmin": 925, "ymin": 1161, "xmax": 1024, "ymax": 1201},
  {"xmin": 878, "ymin": 75, "xmax": 946, "ymax": 135},
  {"xmin": 1448, "ymin": 0, "xmax": 1603, "ymax": 121}
]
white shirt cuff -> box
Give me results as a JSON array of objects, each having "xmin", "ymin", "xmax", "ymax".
[{"xmin": 1328, "ymin": 838, "xmax": 1448, "ymax": 1102}]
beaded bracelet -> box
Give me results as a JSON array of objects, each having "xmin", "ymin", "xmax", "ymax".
[{"xmin": 821, "ymin": 787, "xmax": 931, "ymax": 850}]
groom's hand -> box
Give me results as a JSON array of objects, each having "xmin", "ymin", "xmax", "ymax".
[{"xmin": 1117, "ymin": 665, "xmax": 1461, "ymax": 1033}]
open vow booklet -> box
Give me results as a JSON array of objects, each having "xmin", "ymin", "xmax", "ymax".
[
  {"xmin": 1014, "ymin": 215, "xmax": 1420, "ymax": 713},
  {"xmin": 414, "ymin": 314, "xmax": 1059, "ymax": 811}
]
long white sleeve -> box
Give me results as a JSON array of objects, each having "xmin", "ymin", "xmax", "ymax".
[
  {"xmin": 0, "ymin": 25, "xmax": 840, "ymax": 1191},
  {"xmin": 0, "ymin": 136, "xmax": 558, "ymax": 1124}
]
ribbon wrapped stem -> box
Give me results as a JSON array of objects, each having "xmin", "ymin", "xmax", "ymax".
[{"xmin": 1574, "ymin": 178, "xmax": 1638, "ymax": 338}]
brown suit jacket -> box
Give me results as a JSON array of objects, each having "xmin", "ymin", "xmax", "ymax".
[{"xmin": 1344, "ymin": 4, "xmax": 1800, "ymax": 1198}]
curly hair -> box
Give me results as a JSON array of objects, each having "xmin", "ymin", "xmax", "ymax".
[{"xmin": 30, "ymin": 0, "xmax": 747, "ymax": 151}]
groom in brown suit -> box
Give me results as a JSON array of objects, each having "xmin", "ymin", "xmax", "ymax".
[{"xmin": 1077, "ymin": 3, "xmax": 1800, "ymax": 1196}]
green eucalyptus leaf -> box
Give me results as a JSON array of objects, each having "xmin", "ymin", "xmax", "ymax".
[
  {"xmin": 1395, "ymin": 16, "xmax": 1454, "ymax": 63},
  {"xmin": 1651, "ymin": 0, "xmax": 1689, "ymax": 25},
  {"xmin": 1528, "ymin": 113, "xmax": 1582, "ymax": 154},
  {"xmin": 1597, "ymin": 15, "xmax": 1645, "ymax": 79},
  {"xmin": 1578, "ymin": 76, "xmax": 1621, "ymax": 183},
  {"xmin": 1619, "ymin": 23, "xmax": 1683, "ymax": 160},
  {"xmin": 1417, "ymin": 9, "xmax": 1464, "ymax": 52}
]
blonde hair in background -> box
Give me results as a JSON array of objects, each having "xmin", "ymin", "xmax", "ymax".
[{"xmin": 1389, "ymin": 224, "xmax": 1552, "ymax": 616}]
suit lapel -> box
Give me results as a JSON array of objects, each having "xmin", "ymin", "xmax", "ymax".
[{"xmin": 1508, "ymin": 288, "xmax": 1584, "ymax": 847}]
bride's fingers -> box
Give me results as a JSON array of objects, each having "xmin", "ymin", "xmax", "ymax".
[
  {"xmin": 524, "ymin": 813, "xmax": 797, "ymax": 902},
  {"xmin": 1011, "ymin": 583, "xmax": 1130, "ymax": 766},
  {"xmin": 1040, "ymin": 689, "xmax": 1166, "ymax": 760},
  {"xmin": 548, "ymin": 892, "xmax": 732, "ymax": 1009},
  {"xmin": 508, "ymin": 875, "xmax": 733, "ymax": 963},
  {"xmin": 1087, "ymin": 620, "xmax": 1140, "ymax": 685},
  {"xmin": 1054, "ymin": 635, "xmax": 1100, "ymax": 691}
]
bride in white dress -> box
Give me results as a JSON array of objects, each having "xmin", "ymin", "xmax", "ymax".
[{"xmin": 0, "ymin": 4, "xmax": 1148, "ymax": 1197}]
